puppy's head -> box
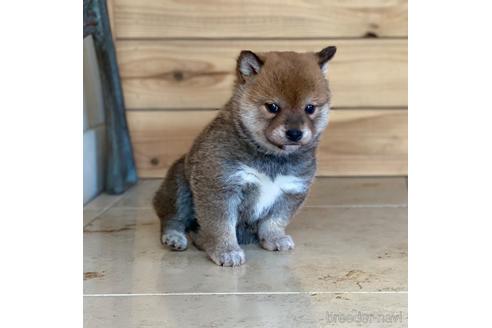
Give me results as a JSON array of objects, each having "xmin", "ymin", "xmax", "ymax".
[{"xmin": 233, "ymin": 47, "xmax": 336, "ymax": 154}]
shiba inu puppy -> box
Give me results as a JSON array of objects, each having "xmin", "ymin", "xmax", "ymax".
[{"xmin": 153, "ymin": 46, "xmax": 336, "ymax": 266}]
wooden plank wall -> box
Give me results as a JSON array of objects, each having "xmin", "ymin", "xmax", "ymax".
[{"xmin": 111, "ymin": 0, "xmax": 408, "ymax": 177}]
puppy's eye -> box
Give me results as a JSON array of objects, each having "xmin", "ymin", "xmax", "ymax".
[
  {"xmin": 265, "ymin": 103, "xmax": 280, "ymax": 114},
  {"xmin": 305, "ymin": 104, "xmax": 316, "ymax": 114}
]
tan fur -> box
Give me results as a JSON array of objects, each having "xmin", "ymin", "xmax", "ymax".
[{"xmin": 234, "ymin": 51, "xmax": 332, "ymax": 154}]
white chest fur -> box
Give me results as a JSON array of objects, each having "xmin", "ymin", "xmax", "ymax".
[{"xmin": 230, "ymin": 165, "xmax": 308, "ymax": 218}]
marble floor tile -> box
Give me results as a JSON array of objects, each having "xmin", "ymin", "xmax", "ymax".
[
  {"xmin": 84, "ymin": 178, "xmax": 408, "ymax": 327},
  {"xmin": 111, "ymin": 179, "xmax": 161, "ymax": 208},
  {"xmin": 83, "ymin": 209, "xmax": 102, "ymax": 227},
  {"xmin": 84, "ymin": 207, "xmax": 407, "ymax": 294},
  {"xmin": 84, "ymin": 192, "xmax": 125, "ymax": 227},
  {"xmin": 84, "ymin": 192, "xmax": 125, "ymax": 210},
  {"xmin": 84, "ymin": 293, "xmax": 407, "ymax": 328}
]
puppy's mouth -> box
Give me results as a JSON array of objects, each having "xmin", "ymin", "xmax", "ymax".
[
  {"xmin": 265, "ymin": 134, "xmax": 304, "ymax": 152},
  {"xmin": 266, "ymin": 137, "xmax": 303, "ymax": 152},
  {"xmin": 280, "ymin": 144, "xmax": 301, "ymax": 152}
]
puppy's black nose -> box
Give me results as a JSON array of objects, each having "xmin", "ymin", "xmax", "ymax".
[{"xmin": 285, "ymin": 129, "xmax": 303, "ymax": 142}]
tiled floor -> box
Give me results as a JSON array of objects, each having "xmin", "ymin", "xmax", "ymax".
[{"xmin": 84, "ymin": 178, "xmax": 408, "ymax": 327}]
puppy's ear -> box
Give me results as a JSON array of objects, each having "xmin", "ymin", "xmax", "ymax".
[
  {"xmin": 237, "ymin": 50, "xmax": 263, "ymax": 83},
  {"xmin": 317, "ymin": 46, "xmax": 337, "ymax": 75}
]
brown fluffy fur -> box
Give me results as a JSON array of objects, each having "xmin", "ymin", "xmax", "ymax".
[{"xmin": 154, "ymin": 47, "xmax": 336, "ymax": 266}]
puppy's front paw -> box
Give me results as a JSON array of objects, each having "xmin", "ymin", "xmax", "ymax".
[
  {"xmin": 261, "ymin": 235, "xmax": 295, "ymax": 251},
  {"xmin": 209, "ymin": 247, "xmax": 246, "ymax": 267},
  {"xmin": 162, "ymin": 230, "xmax": 188, "ymax": 251}
]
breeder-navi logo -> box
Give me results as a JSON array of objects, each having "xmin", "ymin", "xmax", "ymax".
[{"xmin": 326, "ymin": 310, "xmax": 404, "ymax": 324}]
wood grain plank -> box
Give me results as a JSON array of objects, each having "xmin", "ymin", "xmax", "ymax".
[
  {"xmin": 317, "ymin": 109, "xmax": 407, "ymax": 176},
  {"xmin": 113, "ymin": 0, "xmax": 407, "ymax": 38},
  {"xmin": 117, "ymin": 39, "xmax": 407, "ymax": 109},
  {"xmin": 127, "ymin": 109, "xmax": 407, "ymax": 177}
]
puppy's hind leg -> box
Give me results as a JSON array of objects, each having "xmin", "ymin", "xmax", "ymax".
[
  {"xmin": 153, "ymin": 156, "xmax": 194, "ymax": 251},
  {"xmin": 162, "ymin": 221, "xmax": 189, "ymax": 251}
]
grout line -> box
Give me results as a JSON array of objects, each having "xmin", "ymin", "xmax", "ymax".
[{"xmin": 84, "ymin": 291, "xmax": 408, "ymax": 297}]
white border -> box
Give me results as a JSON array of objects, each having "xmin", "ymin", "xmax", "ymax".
[
  {"xmin": 1, "ymin": 1, "xmax": 82, "ymax": 327},
  {"xmin": 410, "ymin": 1, "xmax": 492, "ymax": 327}
]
